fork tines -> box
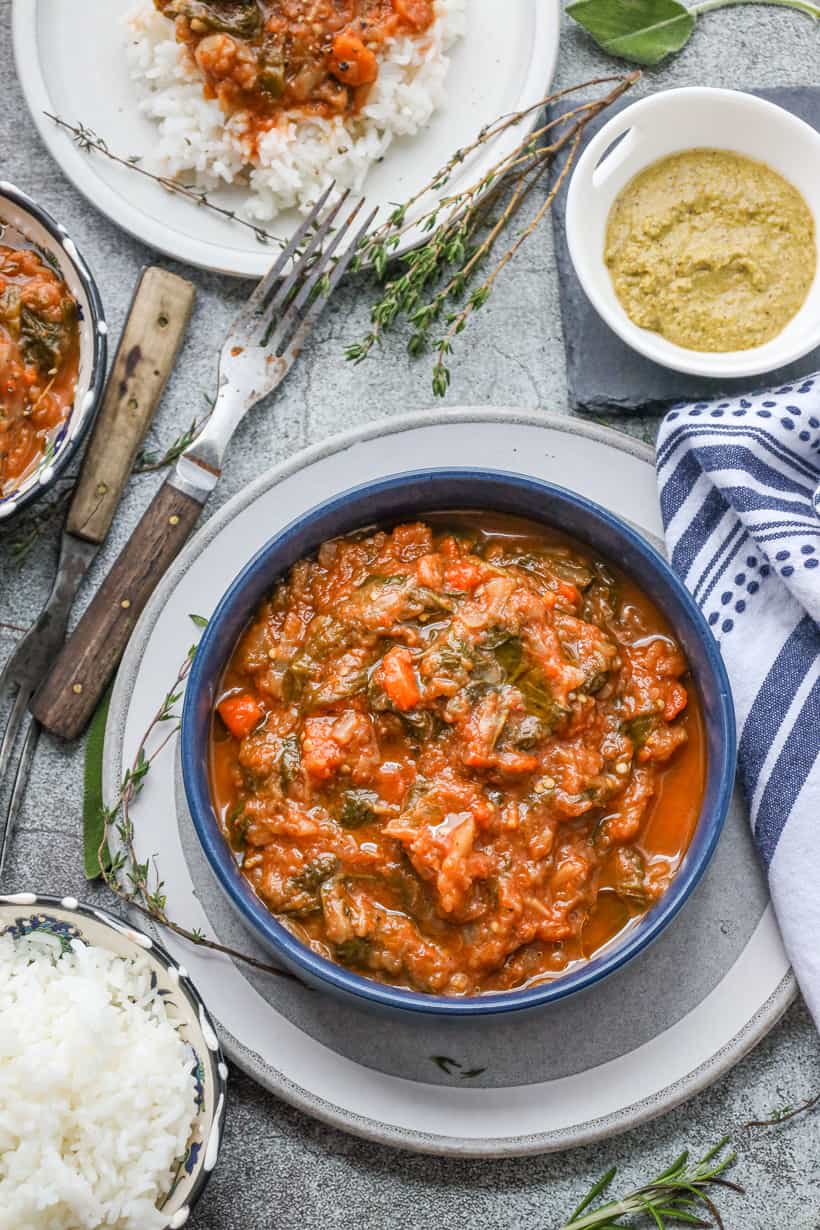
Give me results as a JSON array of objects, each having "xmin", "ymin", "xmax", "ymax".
[{"xmin": 230, "ymin": 183, "xmax": 378, "ymax": 358}]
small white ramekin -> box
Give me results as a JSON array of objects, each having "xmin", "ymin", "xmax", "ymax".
[{"xmin": 565, "ymin": 87, "xmax": 820, "ymax": 379}]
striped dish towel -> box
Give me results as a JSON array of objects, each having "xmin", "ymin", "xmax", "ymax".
[{"xmin": 657, "ymin": 375, "xmax": 820, "ymax": 1024}]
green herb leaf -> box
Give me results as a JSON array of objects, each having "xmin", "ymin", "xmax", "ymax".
[
  {"xmin": 566, "ymin": 0, "xmax": 696, "ymax": 65},
  {"xmin": 279, "ymin": 734, "xmax": 302, "ymax": 789},
  {"xmin": 189, "ymin": 613, "xmax": 209, "ymax": 629},
  {"xmin": 291, "ymin": 853, "xmax": 338, "ymax": 894},
  {"xmin": 83, "ymin": 687, "xmax": 113, "ymax": 879},
  {"xmin": 623, "ymin": 713, "xmax": 656, "ymax": 747},
  {"xmin": 335, "ymin": 937, "xmax": 372, "ymax": 966},
  {"xmin": 165, "ymin": 0, "xmax": 262, "ymax": 37},
  {"xmin": 20, "ymin": 305, "xmax": 71, "ymax": 372},
  {"xmin": 337, "ymin": 789, "xmax": 380, "ymax": 829}
]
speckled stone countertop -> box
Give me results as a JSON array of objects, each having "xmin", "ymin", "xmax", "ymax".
[{"xmin": 2, "ymin": 5, "xmax": 820, "ymax": 1226}]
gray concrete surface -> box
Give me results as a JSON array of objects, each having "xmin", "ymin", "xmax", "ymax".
[{"xmin": 2, "ymin": 3, "xmax": 820, "ymax": 1226}]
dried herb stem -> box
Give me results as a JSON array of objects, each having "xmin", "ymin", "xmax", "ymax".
[
  {"xmin": 44, "ymin": 113, "xmax": 288, "ymax": 249},
  {"xmin": 95, "ymin": 632, "xmax": 300, "ymax": 984},
  {"xmin": 745, "ymin": 1090, "xmax": 820, "ymax": 1128},
  {"xmin": 348, "ymin": 71, "xmax": 640, "ymax": 394}
]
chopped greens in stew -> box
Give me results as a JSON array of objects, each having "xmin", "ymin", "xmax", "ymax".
[
  {"xmin": 0, "ymin": 245, "xmax": 79, "ymax": 497},
  {"xmin": 154, "ymin": 0, "xmax": 436, "ymax": 123},
  {"xmin": 210, "ymin": 515, "xmax": 705, "ymax": 996}
]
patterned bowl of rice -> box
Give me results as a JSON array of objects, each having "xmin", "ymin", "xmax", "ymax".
[{"xmin": 0, "ymin": 892, "xmax": 227, "ymax": 1230}]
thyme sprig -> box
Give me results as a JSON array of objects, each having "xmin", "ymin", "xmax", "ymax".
[
  {"xmin": 95, "ymin": 626, "xmax": 299, "ymax": 982},
  {"xmin": 561, "ymin": 1138, "xmax": 740, "ymax": 1229},
  {"xmin": 45, "ymin": 113, "xmax": 288, "ymax": 249},
  {"xmin": 745, "ymin": 1090, "xmax": 820, "ymax": 1128},
  {"xmin": 133, "ymin": 416, "xmax": 203, "ymax": 473},
  {"xmin": 1, "ymin": 396, "xmax": 215, "ymax": 559},
  {"xmin": 347, "ymin": 71, "xmax": 639, "ymax": 395},
  {"xmin": 134, "ymin": 394, "xmax": 215, "ymax": 473}
]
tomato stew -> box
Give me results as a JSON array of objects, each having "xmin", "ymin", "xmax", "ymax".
[
  {"xmin": 155, "ymin": 0, "xmax": 436, "ymax": 126},
  {"xmin": 0, "ymin": 245, "xmax": 79, "ymax": 497},
  {"xmin": 210, "ymin": 514, "xmax": 705, "ymax": 996}
]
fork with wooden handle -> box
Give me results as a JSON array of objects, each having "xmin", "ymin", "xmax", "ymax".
[
  {"xmin": 32, "ymin": 186, "xmax": 377, "ymax": 742},
  {"xmin": 0, "ymin": 267, "xmax": 195, "ymax": 882}
]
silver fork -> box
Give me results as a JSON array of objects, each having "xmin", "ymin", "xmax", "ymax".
[{"xmin": 32, "ymin": 186, "xmax": 377, "ymax": 742}]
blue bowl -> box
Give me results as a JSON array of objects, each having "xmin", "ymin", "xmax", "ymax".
[{"xmin": 181, "ymin": 470, "xmax": 736, "ymax": 1018}]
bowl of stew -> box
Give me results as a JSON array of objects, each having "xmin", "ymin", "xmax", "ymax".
[
  {"xmin": 0, "ymin": 182, "xmax": 106, "ymax": 520},
  {"xmin": 181, "ymin": 470, "xmax": 736, "ymax": 1017}
]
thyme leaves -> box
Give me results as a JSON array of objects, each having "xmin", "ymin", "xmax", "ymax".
[{"xmin": 346, "ymin": 72, "xmax": 639, "ymax": 395}]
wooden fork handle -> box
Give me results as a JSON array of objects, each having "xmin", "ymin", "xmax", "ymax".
[
  {"xmin": 32, "ymin": 478, "xmax": 205, "ymax": 740},
  {"xmin": 67, "ymin": 267, "xmax": 195, "ymax": 543}
]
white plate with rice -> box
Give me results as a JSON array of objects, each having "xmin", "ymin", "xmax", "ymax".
[
  {"xmin": 0, "ymin": 892, "xmax": 227, "ymax": 1230},
  {"xmin": 12, "ymin": 0, "xmax": 560, "ymax": 277}
]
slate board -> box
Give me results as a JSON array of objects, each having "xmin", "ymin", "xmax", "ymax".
[{"xmin": 549, "ymin": 87, "xmax": 820, "ymax": 413}]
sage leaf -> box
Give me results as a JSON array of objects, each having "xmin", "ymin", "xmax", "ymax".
[{"xmin": 566, "ymin": 0, "xmax": 696, "ymax": 65}]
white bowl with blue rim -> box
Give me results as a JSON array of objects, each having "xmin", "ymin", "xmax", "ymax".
[
  {"xmin": 0, "ymin": 892, "xmax": 227, "ymax": 1228},
  {"xmin": 565, "ymin": 88, "xmax": 820, "ymax": 379},
  {"xmin": 0, "ymin": 182, "xmax": 107, "ymax": 521}
]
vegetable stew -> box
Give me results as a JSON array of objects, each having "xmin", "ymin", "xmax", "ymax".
[
  {"xmin": 210, "ymin": 514, "xmax": 705, "ymax": 996},
  {"xmin": 154, "ymin": 0, "xmax": 436, "ymax": 124},
  {"xmin": 0, "ymin": 245, "xmax": 79, "ymax": 497}
]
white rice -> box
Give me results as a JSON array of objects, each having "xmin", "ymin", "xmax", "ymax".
[
  {"xmin": 124, "ymin": 0, "xmax": 465, "ymax": 221},
  {"xmin": 0, "ymin": 931, "xmax": 198, "ymax": 1230}
]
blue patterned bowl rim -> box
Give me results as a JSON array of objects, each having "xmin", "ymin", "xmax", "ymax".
[{"xmin": 0, "ymin": 181, "xmax": 107, "ymax": 521}]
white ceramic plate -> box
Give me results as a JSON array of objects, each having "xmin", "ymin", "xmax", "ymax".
[
  {"xmin": 103, "ymin": 409, "xmax": 794, "ymax": 1157},
  {"xmin": 13, "ymin": 1, "xmax": 559, "ymax": 278}
]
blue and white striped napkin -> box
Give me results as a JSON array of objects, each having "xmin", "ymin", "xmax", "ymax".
[{"xmin": 656, "ymin": 375, "xmax": 820, "ymax": 1025}]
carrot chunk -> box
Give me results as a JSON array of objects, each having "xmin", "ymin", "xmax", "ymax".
[
  {"xmin": 329, "ymin": 32, "xmax": 378, "ymax": 87},
  {"xmin": 663, "ymin": 682, "xmax": 688, "ymax": 722},
  {"xmin": 218, "ymin": 693, "xmax": 264, "ymax": 738},
  {"xmin": 377, "ymin": 646, "xmax": 420, "ymax": 711},
  {"xmin": 416, "ymin": 553, "xmax": 444, "ymax": 589},
  {"xmin": 395, "ymin": 0, "xmax": 435, "ymax": 27},
  {"xmin": 444, "ymin": 559, "xmax": 483, "ymax": 592}
]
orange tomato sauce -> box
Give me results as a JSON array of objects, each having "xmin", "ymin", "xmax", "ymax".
[
  {"xmin": 209, "ymin": 514, "xmax": 706, "ymax": 996},
  {"xmin": 0, "ymin": 245, "xmax": 79, "ymax": 497}
]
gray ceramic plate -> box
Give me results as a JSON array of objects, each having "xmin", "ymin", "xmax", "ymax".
[{"xmin": 103, "ymin": 409, "xmax": 794, "ymax": 1156}]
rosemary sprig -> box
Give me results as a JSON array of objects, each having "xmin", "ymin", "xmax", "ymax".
[
  {"xmin": 561, "ymin": 1138, "xmax": 740, "ymax": 1229},
  {"xmin": 347, "ymin": 71, "xmax": 639, "ymax": 395},
  {"xmin": 45, "ymin": 113, "xmax": 288, "ymax": 249}
]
